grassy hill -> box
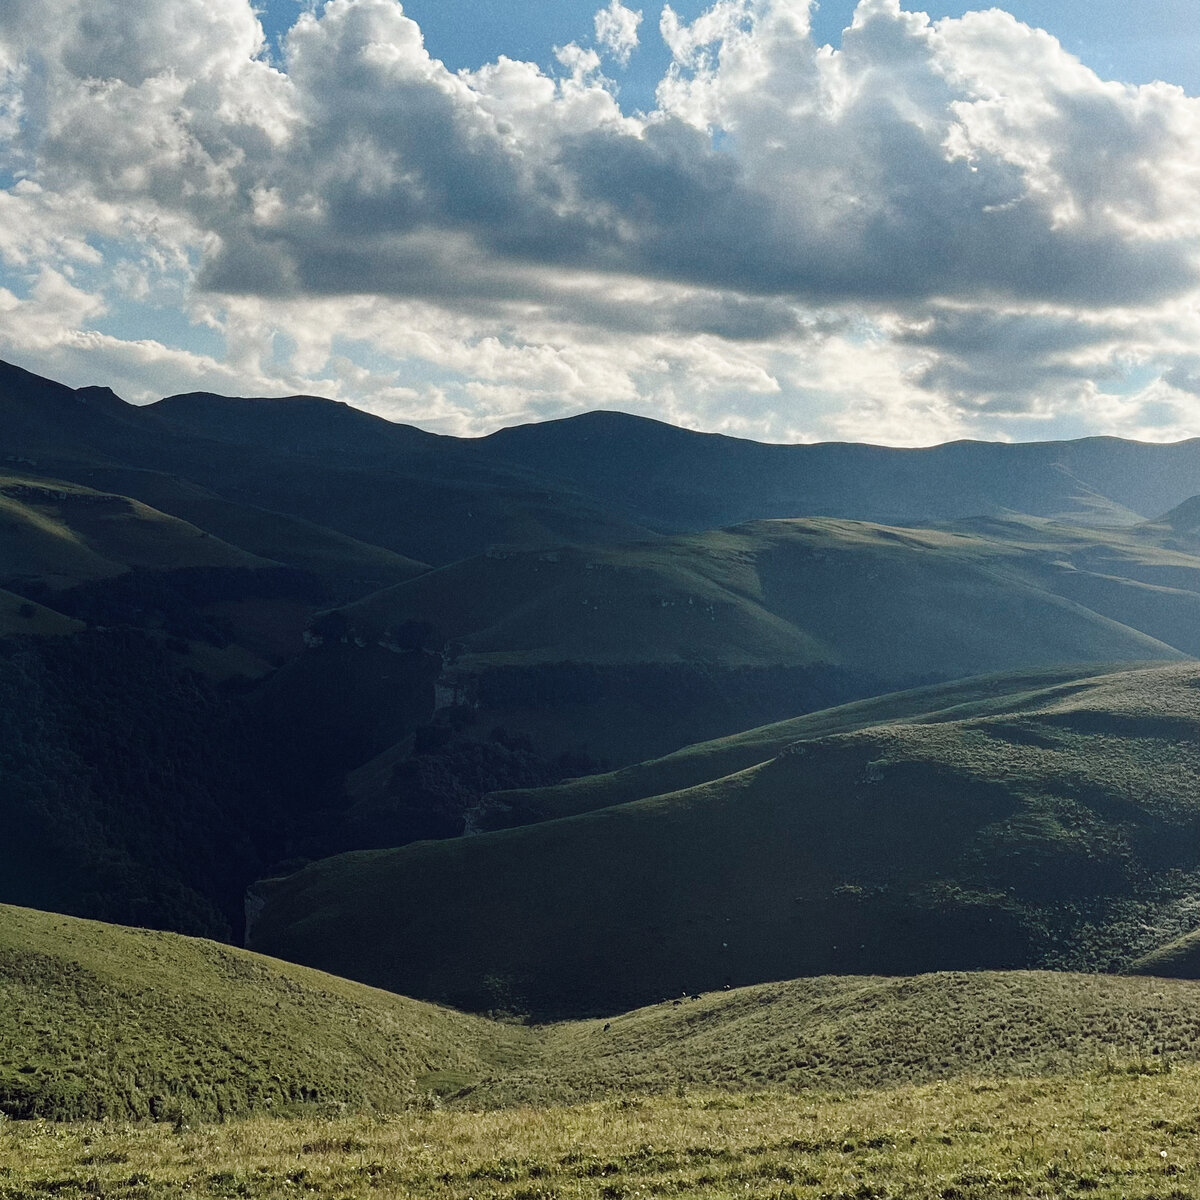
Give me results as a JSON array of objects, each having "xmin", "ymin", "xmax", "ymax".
[
  {"xmin": 8, "ymin": 902, "xmax": 1200, "ymax": 1123},
  {"xmin": 0, "ymin": 903, "xmax": 528, "ymax": 1121},
  {"xmin": 0, "ymin": 587, "xmax": 83, "ymax": 637},
  {"xmin": 1128, "ymin": 928, "xmax": 1200, "ymax": 978},
  {"xmin": 477, "ymin": 665, "xmax": 1120, "ymax": 831},
  {"xmin": 339, "ymin": 518, "xmax": 1187, "ymax": 673},
  {"xmin": 0, "ymin": 473, "xmax": 266, "ymax": 592},
  {"xmin": 482, "ymin": 970, "xmax": 1200, "ymax": 1106},
  {"xmin": 250, "ymin": 663, "xmax": 1200, "ymax": 1017},
  {"xmin": 331, "ymin": 518, "xmax": 1187, "ymax": 765}
]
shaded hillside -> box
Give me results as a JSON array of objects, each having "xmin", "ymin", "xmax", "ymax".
[
  {"xmin": 0, "ymin": 630, "xmax": 300, "ymax": 937},
  {"xmin": 251, "ymin": 664, "xmax": 1200, "ymax": 1017},
  {"xmin": 0, "ymin": 904, "xmax": 526, "ymax": 1121},
  {"xmin": 69, "ymin": 466, "xmax": 430, "ymax": 600},
  {"xmin": 0, "ymin": 361, "xmax": 656, "ymax": 566},
  {"xmin": 1128, "ymin": 928, "xmax": 1200, "ymax": 978},
  {"xmin": 0, "ymin": 471, "xmax": 369, "ymax": 674},
  {"xmin": 1146, "ymin": 493, "xmax": 1200, "ymax": 545},
  {"xmin": 330, "ymin": 519, "xmax": 1185, "ymax": 765},
  {"xmin": 476, "ymin": 410, "xmax": 1200, "ymax": 529}
]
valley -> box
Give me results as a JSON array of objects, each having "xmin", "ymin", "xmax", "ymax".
[{"xmin": 2, "ymin": 356, "xmax": 1199, "ymax": 1197}]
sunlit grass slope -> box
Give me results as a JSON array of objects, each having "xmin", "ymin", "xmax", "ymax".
[
  {"xmin": 490, "ymin": 971, "xmax": 1200, "ymax": 1106},
  {"xmin": 252, "ymin": 664, "xmax": 1200, "ymax": 1017},
  {"xmin": 0, "ymin": 473, "xmax": 264, "ymax": 591},
  {"xmin": 479, "ymin": 665, "xmax": 1114, "ymax": 830},
  {"xmin": 0, "ymin": 904, "xmax": 529, "ymax": 1121},
  {"xmin": 9, "ymin": 902, "xmax": 1200, "ymax": 1126}
]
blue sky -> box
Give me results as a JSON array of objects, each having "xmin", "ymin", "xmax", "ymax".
[
  {"xmin": 1, "ymin": 0, "xmax": 1199, "ymax": 445},
  {"xmin": 257, "ymin": 0, "xmax": 1200, "ymax": 104}
]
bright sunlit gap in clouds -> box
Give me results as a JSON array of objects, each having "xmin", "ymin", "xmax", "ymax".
[{"xmin": 0, "ymin": 0, "xmax": 1198, "ymax": 444}]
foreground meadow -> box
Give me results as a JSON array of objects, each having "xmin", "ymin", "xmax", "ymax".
[{"xmin": 2, "ymin": 1068, "xmax": 1198, "ymax": 1200}]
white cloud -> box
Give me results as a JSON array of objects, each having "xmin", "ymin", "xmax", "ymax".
[
  {"xmin": 0, "ymin": 0, "xmax": 1198, "ymax": 445},
  {"xmin": 594, "ymin": 1, "xmax": 643, "ymax": 66}
]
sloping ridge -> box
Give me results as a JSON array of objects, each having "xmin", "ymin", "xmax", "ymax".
[
  {"xmin": 10, "ymin": 904, "xmax": 1200, "ymax": 1122},
  {"xmin": 250, "ymin": 663, "xmax": 1200, "ymax": 1018},
  {"xmin": 1156, "ymin": 494, "xmax": 1200, "ymax": 540},
  {"xmin": 0, "ymin": 903, "xmax": 526, "ymax": 1121},
  {"xmin": 476, "ymin": 664, "xmax": 1119, "ymax": 831}
]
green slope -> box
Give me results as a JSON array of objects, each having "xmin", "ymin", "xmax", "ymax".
[
  {"xmin": 333, "ymin": 518, "xmax": 1187, "ymax": 765},
  {"xmin": 479, "ymin": 665, "xmax": 1115, "ymax": 831},
  {"xmin": 72, "ymin": 467, "xmax": 430, "ymax": 599},
  {"xmin": 341, "ymin": 519, "xmax": 1184, "ymax": 673},
  {"xmin": 9, "ymin": 903, "xmax": 1200, "ymax": 1126},
  {"xmin": 0, "ymin": 586, "xmax": 83, "ymax": 637},
  {"xmin": 0, "ymin": 904, "xmax": 528, "ymax": 1121},
  {"xmin": 251, "ymin": 663, "xmax": 1200, "ymax": 1017},
  {"xmin": 0, "ymin": 473, "xmax": 266, "ymax": 591},
  {"xmin": 486, "ymin": 970, "xmax": 1200, "ymax": 1105},
  {"xmin": 1128, "ymin": 928, "xmax": 1200, "ymax": 978}
]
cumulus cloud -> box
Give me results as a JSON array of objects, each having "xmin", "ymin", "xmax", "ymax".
[
  {"xmin": 595, "ymin": 1, "xmax": 643, "ymax": 66},
  {"xmin": 0, "ymin": 0, "xmax": 1198, "ymax": 444}
]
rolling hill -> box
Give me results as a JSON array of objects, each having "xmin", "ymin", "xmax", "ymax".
[
  {"xmin": 474, "ymin": 410, "xmax": 1200, "ymax": 530},
  {"xmin": 250, "ymin": 663, "xmax": 1200, "ymax": 1017},
  {"xmin": 0, "ymin": 360, "xmax": 657, "ymax": 566},
  {"xmin": 9, "ymin": 357, "xmax": 1200, "ymax": 566},
  {"xmin": 0, "ymin": 903, "xmax": 527, "ymax": 1121},
  {"xmin": 476, "ymin": 665, "xmax": 1122, "ymax": 831},
  {"xmin": 0, "ymin": 472, "xmax": 267, "ymax": 592},
  {"xmin": 6, "ymin": 902, "xmax": 1200, "ymax": 1123},
  {"xmin": 328, "ymin": 517, "xmax": 1189, "ymax": 766}
]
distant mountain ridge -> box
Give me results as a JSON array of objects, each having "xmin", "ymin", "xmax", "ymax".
[
  {"xmin": 6, "ymin": 352, "xmax": 1200, "ymax": 954},
  {"xmin": 6, "ymin": 358, "xmax": 1200, "ymax": 566}
]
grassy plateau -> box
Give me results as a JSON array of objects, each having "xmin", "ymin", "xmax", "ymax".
[{"xmin": 2, "ymin": 1071, "xmax": 1199, "ymax": 1200}]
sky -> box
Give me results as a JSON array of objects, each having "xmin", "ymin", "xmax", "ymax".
[{"xmin": 0, "ymin": 0, "xmax": 1198, "ymax": 445}]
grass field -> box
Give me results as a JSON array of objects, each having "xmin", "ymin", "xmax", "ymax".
[
  {"xmin": 0, "ymin": 905, "xmax": 528, "ymax": 1122},
  {"xmin": 10, "ymin": 905, "xmax": 1200, "ymax": 1124},
  {"xmin": 2, "ymin": 1070, "xmax": 1198, "ymax": 1199}
]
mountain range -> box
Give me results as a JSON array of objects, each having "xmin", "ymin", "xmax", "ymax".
[{"xmin": 1, "ymin": 354, "xmax": 1199, "ymax": 1012}]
